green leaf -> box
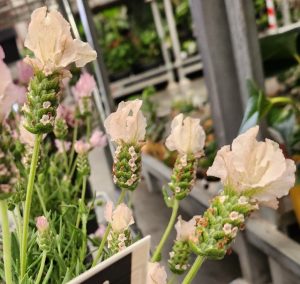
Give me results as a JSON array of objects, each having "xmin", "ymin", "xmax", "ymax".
[
  {"xmin": 239, "ymin": 81, "xmax": 271, "ymax": 133},
  {"xmin": 260, "ymin": 28, "xmax": 300, "ymax": 77}
]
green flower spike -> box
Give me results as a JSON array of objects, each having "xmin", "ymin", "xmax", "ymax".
[
  {"xmin": 23, "ymin": 71, "xmax": 60, "ymax": 134},
  {"xmin": 169, "ymin": 154, "xmax": 198, "ymax": 200},
  {"xmin": 107, "ymin": 229, "xmax": 132, "ymax": 256},
  {"xmin": 190, "ymin": 190, "xmax": 258, "ymax": 260},
  {"xmin": 54, "ymin": 118, "xmax": 68, "ymax": 140},
  {"xmin": 112, "ymin": 144, "xmax": 142, "ymax": 191},
  {"xmin": 168, "ymin": 240, "xmax": 190, "ymax": 274},
  {"xmin": 76, "ymin": 154, "xmax": 90, "ymax": 176}
]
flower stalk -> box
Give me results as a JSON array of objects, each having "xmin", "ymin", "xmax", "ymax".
[
  {"xmin": 20, "ymin": 134, "xmax": 42, "ymax": 279},
  {"xmin": 35, "ymin": 250, "xmax": 47, "ymax": 284},
  {"xmin": 182, "ymin": 255, "xmax": 205, "ymax": 284},
  {"xmin": 151, "ymin": 199, "xmax": 179, "ymax": 262},
  {"xmin": 0, "ymin": 200, "xmax": 12, "ymax": 284}
]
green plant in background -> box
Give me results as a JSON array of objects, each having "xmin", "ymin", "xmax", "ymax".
[
  {"xmin": 94, "ymin": 6, "xmax": 135, "ymax": 76},
  {"xmin": 133, "ymin": 87, "xmax": 168, "ymax": 143},
  {"xmin": 134, "ymin": 27, "xmax": 162, "ymax": 66}
]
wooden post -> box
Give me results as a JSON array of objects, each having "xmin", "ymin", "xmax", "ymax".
[
  {"xmin": 189, "ymin": 0, "xmax": 244, "ymax": 145},
  {"xmin": 225, "ymin": 0, "xmax": 265, "ymax": 106}
]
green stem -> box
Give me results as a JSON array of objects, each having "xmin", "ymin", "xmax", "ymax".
[
  {"xmin": 35, "ymin": 251, "xmax": 47, "ymax": 284},
  {"xmin": 36, "ymin": 185, "xmax": 47, "ymax": 216},
  {"xmin": 0, "ymin": 200, "xmax": 12, "ymax": 284},
  {"xmin": 68, "ymin": 121, "xmax": 78, "ymax": 172},
  {"xmin": 76, "ymin": 176, "xmax": 87, "ymax": 228},
  {"xmin": 86, "ymin": 115, "xmax": 91, "ymax": 140},
  {"xmin": 92, "ymin": 188, "xmax": 127, "ymax": 266},
  {"xmin": 182, "ymin": 255, "xmax": 205, "ymax": 284},
  {"xmin": 41, "ymin": 260, "xmax": 53, "ymax": 284},
  {"xmin": 20, "ymin": 134, "xmax": 42, "ymax": 280},
  {"xmin": 151, "ymin": 199, "xmax": 179, "ymax": 262}
]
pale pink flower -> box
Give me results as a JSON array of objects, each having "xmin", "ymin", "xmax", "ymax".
[
  {"xmin": 19, "ymin": 119, "xmax": 36, "ymax": 147},
  {"xmin": 0, "ymin": 46, "xmax": 26, "ymax": 121},
  {"xmin": 36, "ymin": 216, "xmax": 49, "ymax": 233},
  {"xmin": 72, "ymin": 72, "xmax": 96, "ymax": 100},
  {"xmin": 95, "ymin": 224, "xmax": 106, "ymax": 239},
  {"xmin": 175, "ymin": 215, "xmax": 200, "ymax": 242},
  {"xmin": 147, "ymin": 262, "xmax": 167, "ymax": 284},
  {"xmin": 56, "ymin": 104, "xmax": 76, "ymax": 127},
  {"xmin": 24, "ymin": 7, "xmax": 96, "ymax": 76},
  {"xmin": 166, "ymin": 114, "xmax": 206, "ymax": 156},
  {"xmin": 55, "ymin": 139, "xmax": 71, "ymax": 153},
  {"xmin": 104, "ymin": 201, "xmax": 134, "ymax": 233},
  {"xmin": 89, "ymin": 130, "xmax": 107, "ymax": 148},
  {"xmin": 104, "ymin": 100, "xmax": 146, "ymax": 144},
  {"xmin": 17, "ymin": 60, "xmax": 33, "ymax": 85},
  {"xmin": 74, "ymin": 140, "xmax": 90, "ymax": 155},
  {"xmin": 207, "ymin": 126, "xmax": 296, "ymax": 208}
]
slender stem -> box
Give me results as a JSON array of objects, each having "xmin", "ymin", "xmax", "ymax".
[
  {"xmin": 92, "ymin": 223, "xmax": 111, "ymax": 267},
  {"xmin": 151, "ymin": 199, "xmax": 179, "ymax": 262},
  {"xmin": 20, "ymin": 134, "xmax": 42, "ymax": 279},
  {"xmin": 182, "ymin": 255, "xmax": 205, "ymax": 284},
  {"xmin": 92, "ymin": 188, "xmax": 127, "ymax": 266},
  {"xmin": 35, "ymin": 251, "xmax": 47, "ymax": 284},
  {"xmin": 76, "ymin": 176, "xmax": 87, "ymax": 228},
  {"xmin": 86, "ymin": 116, "xmax": 91, "ymax": 139},
  {"xmin": 41, "ymin": 260, "xmax": 53, "ymax": 284},
  {"xmin": 68, "ymin": 122, "xmax": 78, "ymax": 171},
  {"xmin": 0, "ymin": 200, "xmax": 12, "ymax": 284},
  {"xmin": 36, "ymin": 185, "xmax": 47, "ymax": 216}
]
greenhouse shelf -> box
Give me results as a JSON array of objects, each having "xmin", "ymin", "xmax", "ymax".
[{"xmin": 142, "ymin": 154, "xmax": 300, "ymax": 284}]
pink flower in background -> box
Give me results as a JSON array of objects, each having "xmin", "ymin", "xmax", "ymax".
[
  {"xmin": 74, "ymin": 140, "xmax": 90, "ymax": 154},
  {"xmin": 17, "ymin": 60, "xmax": 33, "ymax": 85},
  {"xmin": 24, "ymin": 7, "xmax": 96, "ymax": 76},
  {"xmin": 207, "ymin": 126, "xmax": 296, "ymax": 208},
  {"xmin": 90, "ymin": 130, "xmax": 107, "ymax": 148},
  {"xmin": 95, "ymin": 224, "xmax": 106, "ymax": 239},
  {"xmin": 36, "ymin": 216, "xmax": 49, "ymax": 233},
  {"xmin": 147, "ymin": 262, "xmax": 167, "ymax": 284},
  {"xmin": 19, "ymin": 119, "xmax": 36, "ymax": 146},
  {"xmin": 55, "ymin": 139, "xmax": 71, "ymax": 153},
  {"xmin": 72, "ymin": 72, "xmax": 96, "ymax": 100},
  {"xmin": 0, "ymin": 46, "xmax": 26, "ymax": 121},
  {"xmin": 56, "ymin": 104, "xmax": 76, "ymax": 127}
]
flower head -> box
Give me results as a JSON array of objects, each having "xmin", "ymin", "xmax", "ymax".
[
  {"xmin": 74, "ymin": 140, "xmax": 90, "ymax": 155},
  {"xmin": 72, "ymin": 72, "xmax": 96, "ymax": 100},
  {"xmin": 175, "ymin": 215, "xmax": 199, "ymax": 242},
  {"xmin": 24, "ymin": 7, "xmax": 96, "ymax": 76},
  {"xmin": 104, "ymin": 201, "xmax": 134, "ymax": 233},
  {"xmin": 104, "ymin": 100, "xmax": 146, "ymax": 144},
  {"xmin": 89, "ymin": 130, "xmax": 107, "ymax": 148},
  {"xmin": 207, "ymin": 126, "xmax": 296, "ymax": 208},
  {"xmin": 147, "ymin": 262, "xmax": 167, "ymax": 284},
  {"xmin": 36, "ymin": 216, "xmax": 49, "ymax": 233},
  {"xmin": 166, "ymin": 114, "xmax": 206, "ymax": 156}
]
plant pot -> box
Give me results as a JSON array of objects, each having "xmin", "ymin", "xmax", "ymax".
[{"xmin": 290, "ymin": 184, "xmax": 300, "ymax": 224}]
